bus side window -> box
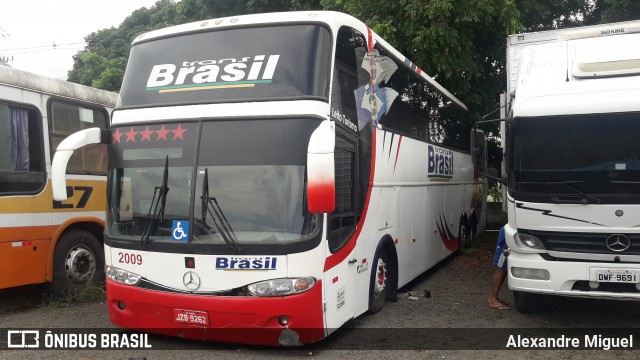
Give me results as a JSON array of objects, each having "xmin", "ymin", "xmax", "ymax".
[
  {"xmin": 328, "ymin": 134, "xmax": 357, "ymax": 252},
  {"xmin": 49, "ymin": 101, "xmax": 109, "ymax": 173},
  {"xmin": 0, "ymin": 103, "xmax": 45, "ymax": 194}
]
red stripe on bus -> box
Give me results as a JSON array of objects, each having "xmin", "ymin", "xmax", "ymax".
[
  {"xmin": 324, "ymin": 130, "xmax": 377, "ymax": 271},
  {"xmin": 394, "ymin": 135, "xmax": 403, "ymax": 172}
]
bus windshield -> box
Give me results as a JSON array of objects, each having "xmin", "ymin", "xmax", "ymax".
[
  {"xmin": 118, "ymin": 24, "xmax": 332, "ymax": 108},
  {"xmin": 107, "ymin": 118, "xmax": 321, "ymax": 246},
  {"xmin": 511, "ymin": 112, "xmax": 640, "ymax": 203}
]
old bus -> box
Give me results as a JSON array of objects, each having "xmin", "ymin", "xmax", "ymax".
[{"xmin": 0, "ymin": 66, "xmax": 116, "ymax": 295}]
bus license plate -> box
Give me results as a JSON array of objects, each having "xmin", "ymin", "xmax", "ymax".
[
  {"xmin": 592, "ymin": 269, "xmax": 639, "ymax": 283},
  {"xmin": 174, "ymin": 309, "xmax": 209, "ymax": 325}
]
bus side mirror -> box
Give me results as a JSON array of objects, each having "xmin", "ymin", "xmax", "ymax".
[
  {"xmin": 306, "ymin": 120, "xmax": 335, "ymax": 214},
  {"xmin": 52, "ymin": 128, "xmax": 111, "ymax": 201}
]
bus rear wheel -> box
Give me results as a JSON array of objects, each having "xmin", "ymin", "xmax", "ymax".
[
  {"xmin": 49, "ymin": 230, "xmax": 104, "ymax": 297},
  {"xmin": 458, "ymin": 222, "xmax": 471, "ymax": 252}
]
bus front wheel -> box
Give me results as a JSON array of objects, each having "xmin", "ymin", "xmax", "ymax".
[
  {"xmin": 49, "ymin": 230, "xmax": 105, "ymax": 297},
  {"xmin": 368, "ymin": 249, "xmax": 389, "ymax": 313}
]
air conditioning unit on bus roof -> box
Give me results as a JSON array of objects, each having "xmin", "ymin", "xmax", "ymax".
[{"xmin": 571, "ymin": 33, "xmax": 640, "ymax": 78}]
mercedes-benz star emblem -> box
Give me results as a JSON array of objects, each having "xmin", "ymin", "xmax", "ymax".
[
  {"xmin": 605, "ymin": 234, "xmax": 631, "ymax": 252},
  {"xmin": 183, "ymin": 271, "xmax": 201, "ymax": 290}
]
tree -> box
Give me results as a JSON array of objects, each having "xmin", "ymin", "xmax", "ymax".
[{"xmin": 321, "ymin": 0, "xmax": 521, "ymax": 126}]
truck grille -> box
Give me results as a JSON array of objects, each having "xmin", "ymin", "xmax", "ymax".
[{"xmin": 519, "ymin": 229, "xmax": 640, "ymax": 255}]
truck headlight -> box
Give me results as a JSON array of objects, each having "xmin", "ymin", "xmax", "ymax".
[
  {"xmin": 514, "ymin": 232, "xmax": 546, "ymax": 250},
  {"xmin": 106, "ymin": 266, "xmax": 142, "ymax": 286},
  {"xmin": 247, "ymin": 277, "xmax": 316, "ymax": 297}
]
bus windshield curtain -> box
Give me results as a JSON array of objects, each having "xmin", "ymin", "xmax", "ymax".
[{"xmin": 10, "ymin": 106, "xmax": 29, "ymax": 171}]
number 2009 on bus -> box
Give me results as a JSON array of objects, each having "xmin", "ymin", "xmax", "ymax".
[{"xmin": 118, "ymin": 252, "xmax": 143, "ymax": 265}]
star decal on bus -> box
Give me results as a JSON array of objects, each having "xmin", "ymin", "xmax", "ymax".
[
  {"xmin": 112, "ymin": 124, "xmax": 187, "ymax": 143},
  {"xmin": 156, "ymin": 125, "xmax": 170, "ymax": 140},
  {"xmin": 140, "ymin": 126, "xmax": 153, "ymax": 141},
  {"xmin": 112, "ymin": 128, "xmax": 123, "ymax": 143},
  {"xmin": 172, "ymin": 124, "xmax": 187, "ymax": 140},
  {"xmin": 126, "ymin": 127, "xmax": 137, "ymax": 142}
]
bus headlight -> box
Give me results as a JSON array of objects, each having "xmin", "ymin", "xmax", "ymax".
[
  {"xmin": 247, "ymin": 277, "xmax": 316, "ymax": 297},
  {"xmin": 514, "ymin": 232, "xmax": 546, "ymax": 250},
  {"xmin": 106, "ymin": 266, "xmax": 142, "ymax": 286}
]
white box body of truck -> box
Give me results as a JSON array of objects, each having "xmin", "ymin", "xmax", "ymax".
[{"xmin": 503, "ymin": 20, "xmax": 640, "ymax": 312}]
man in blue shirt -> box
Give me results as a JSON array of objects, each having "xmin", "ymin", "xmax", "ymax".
[{"xmin": 488, "ymin": 226, "xmax": 510, "ymax": 310}]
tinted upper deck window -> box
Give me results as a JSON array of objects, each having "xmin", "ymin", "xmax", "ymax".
[{"xmin": 118, "ymin": 24, "xmax": 332, "ymax": 108}]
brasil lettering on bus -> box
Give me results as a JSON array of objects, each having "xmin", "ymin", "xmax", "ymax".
[{"xmin": 146, "ymin": 55, "xmax": 280, "ymax": 90}]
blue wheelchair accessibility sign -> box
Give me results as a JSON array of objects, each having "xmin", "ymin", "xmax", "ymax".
[{"xmin": 172, "ymin": 220, "xmax": 189, "ymax": 241}]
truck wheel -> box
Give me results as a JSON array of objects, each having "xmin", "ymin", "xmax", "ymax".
[
  {"xmin": 513, "ymin": 291, "xmax": 544, "ymax": 313},
  {"xmin": 368, "ymin": 249, "xmax": 389, "ymax": 313},
  {"xmin": 49, "ymin": 230, "xmax": 104, "ymax": 297}
]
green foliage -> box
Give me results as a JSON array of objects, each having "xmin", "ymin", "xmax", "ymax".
[{"xmin": 322, "ymin": 0, "xmax": 522, "ymax": 128}]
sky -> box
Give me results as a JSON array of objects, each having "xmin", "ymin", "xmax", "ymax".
[{"xmin": 0, "ymin": 0, "xmax": 162, "ymax": 79}]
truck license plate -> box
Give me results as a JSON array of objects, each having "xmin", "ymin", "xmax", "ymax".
[
  {"xmin": 174, "ymin": 309, "xmax": 209, "ymax": 325},
  {"xmin": 592, "ymin": 269, "xmax": 639, "ymax": 283}
]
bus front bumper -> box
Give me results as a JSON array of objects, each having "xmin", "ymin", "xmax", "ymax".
[{"xmin": 106, "ymin": 278, "xmax": 325, "ymax": 345}]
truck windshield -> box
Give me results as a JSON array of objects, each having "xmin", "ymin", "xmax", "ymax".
[
  {"xmin": 107, "ymin": 118, "xmax": 322, "ymax": 247},
  {"xmin": 511, "ymin": 112, "xmax": 640, "ymax": 203}
]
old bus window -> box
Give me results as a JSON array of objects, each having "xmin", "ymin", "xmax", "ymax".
[
  {"xmin": 0, "ymin": 103, "xmax": 45, "ymax": 194},
  {"xmin": 328, "ymin": 133, "xmax": 357, "ymax": 252},
  {"xmin": 374, "ymin": 45, "xmax": 470, "ymax": 152},
  {"xmin": 50, "ymin": 101, "xmax": 109, "ymax": 173}
]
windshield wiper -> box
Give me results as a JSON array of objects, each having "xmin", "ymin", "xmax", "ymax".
[
  {"xmin": 199, "ymin": 168, "xmax": 241, "ymax": 252},
  {"xmin": 518, "ymin": 180, "xmax": 601, "ymax": 204},
  {"xmin": 141, "ymin": 156, "xmax": 170, "ymax": 246}
]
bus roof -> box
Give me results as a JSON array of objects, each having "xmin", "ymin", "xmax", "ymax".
[
  {"xmin": 131, "ymin": 11, "xmax": 468, "ymax": 112},
  {"xmin": 0, "ymin": 66, "xmax": 118, "ymax": 107}
]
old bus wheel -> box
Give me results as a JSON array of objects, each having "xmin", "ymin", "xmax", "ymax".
[
  {"xmin": 368, "ymin": 250, "xmax": 389, "ymax": 313},
  {"xmin": 49, "ymin": 230, "xmax": 105, "ymax": 297}
]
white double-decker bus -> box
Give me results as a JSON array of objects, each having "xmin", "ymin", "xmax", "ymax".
[{"xmin": 52, "ymin": 11, "xmax": 487, "ymax": 345}]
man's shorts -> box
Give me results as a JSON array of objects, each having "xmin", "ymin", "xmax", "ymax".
[{"xmin": 492, "ymin": 227, "xmax": 507, "ymax": 270}]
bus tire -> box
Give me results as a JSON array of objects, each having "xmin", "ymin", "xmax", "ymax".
[
  {"xmin": 458, "ymin": 221, "xmax": 470, "ymax": 252},
  {"xmin": 513, "ymin": 291, "xmax": 544, "ymax": 313},
  {"xmin": 469, "ymin": 215, "xmax": 478, "ymax": 245},
  {"xmin": 368, "ymin": 248, "xmax": 390, "ymax": 314},
  {"xmin": 49, "ymin": 229, "xmax": 104, "ymax": 297}
]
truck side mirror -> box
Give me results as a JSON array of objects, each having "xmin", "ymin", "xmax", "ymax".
[
  {"xmin": 52, "ymin": 128, "xmax": 111, "ymax": 201},
  {"xmin": 471, "ymin": 128, "xmax": 487, "ymax": 173},
  {"xmin": 306, "ymin": 120, "xmax": 335, "ymax": 213}
]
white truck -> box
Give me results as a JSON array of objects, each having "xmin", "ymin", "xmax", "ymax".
[{"xmin": 501, "ymin": 20, "xmax": 640, "ymax": 312}]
